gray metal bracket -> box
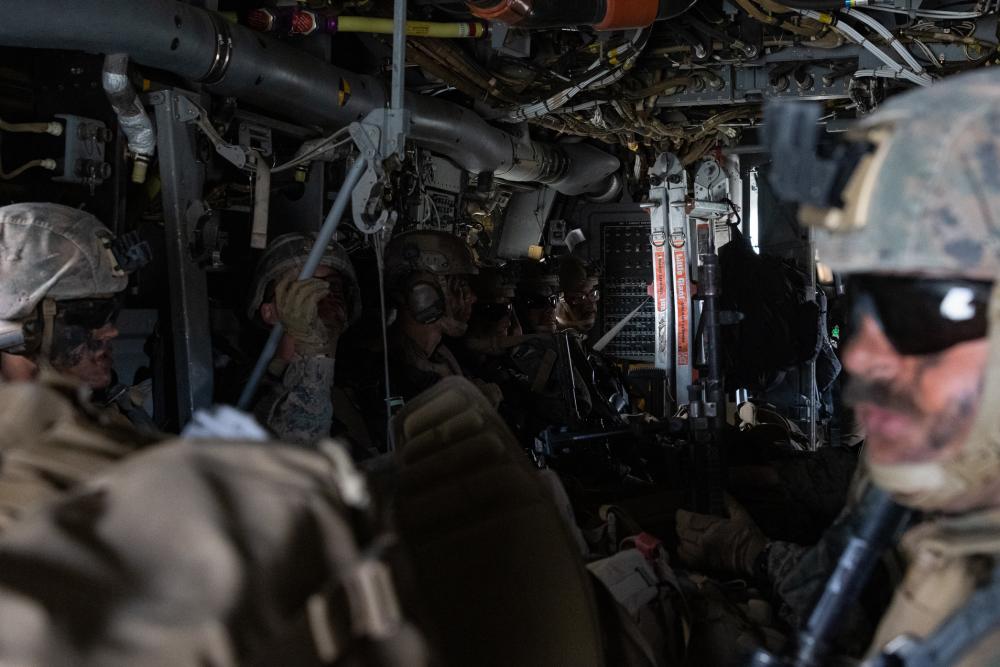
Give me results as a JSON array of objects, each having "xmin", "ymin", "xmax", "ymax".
[
  {"xmin": 149, "ymin": 89, "xmax": 215, "ymax": 427},
  {"xmin": 176, "ymin": 94, "xmax": 249, "ymax": 170}
]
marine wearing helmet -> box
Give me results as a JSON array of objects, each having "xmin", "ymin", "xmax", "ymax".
[
  {"xmin": 0, "ymin": 203, "xmax": 130, "ymax": 390},
  {"xmin": 247, "ymin": 232, "xmax": 361, "ymax": 446}
]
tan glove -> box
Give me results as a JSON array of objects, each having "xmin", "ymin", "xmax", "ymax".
[
  {"xmin": 675, "ymin": 496, "xmax": 767, "ymax": 576},
  {"xmin": 274, "ymin": 275, "xmax": 333, "ymax": 357}
]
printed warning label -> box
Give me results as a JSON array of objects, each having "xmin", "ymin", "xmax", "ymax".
[
  {"xmin": 654, "ymin": 249, "xmax": 667, "ymax": 312},
  {"xmin": 674, "ymin": 248, "xmax": 689, "ymax": 366}
]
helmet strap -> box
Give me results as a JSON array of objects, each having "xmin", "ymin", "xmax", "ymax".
[{"xmin": 40, "ymin": 298, "xmax": 58, "ymax": 361}]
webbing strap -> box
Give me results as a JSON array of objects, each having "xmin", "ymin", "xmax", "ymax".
[{"xmin": 869, "ymin": 565, "xmax": 1000, "ymax": 667}]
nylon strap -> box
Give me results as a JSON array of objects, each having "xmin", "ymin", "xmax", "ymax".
[{"xmin": 868, "ymin": 564, "xmax": 1000, "ymax": 667}]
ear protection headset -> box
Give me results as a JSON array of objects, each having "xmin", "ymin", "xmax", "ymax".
[{"xmin": 406, "ymin": 277, "xmax": 446, "ymax": 325}]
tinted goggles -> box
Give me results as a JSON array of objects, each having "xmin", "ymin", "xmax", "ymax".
[
  {"xmin": 562, "ymin": 287, "xmax": 601, "ymax": 306},
  {"xmin": 518, "ymin": 292, "xmax": 559, "ymax": 309},
  {"xmin": 57, "ymin": 298, "xmax": 121, "ymax": 330},
  {"xmin": 474, "ymin": 301, "xmax": 514, "ymax": 322},
  {"xmin": 845, "ymin": 275, "xmax": 991, "ymax": 356}
]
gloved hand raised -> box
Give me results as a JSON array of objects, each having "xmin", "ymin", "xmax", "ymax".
[
  {"xmin": 675, "ymin": 495, "xmax": 767, "ymax": 576},
  {"xmin": 274, "ymin": 274, "xmax": 338, "ymax": 357}
]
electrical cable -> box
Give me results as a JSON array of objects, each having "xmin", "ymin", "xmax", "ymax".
[
  {"xmin": 799, "ymin": 9, "xmax": 933, "ymax": 85},
  {"xmin": 842, "ymin": 7, "xmax": 927, "ymax": 73},
  {"xmin": 0, "ymin": 117, "xmax": 62, "ymax": 135},
  {"xmin": 0, "ymin": 158, "xmax": 56, "ymax": 180},
  {"xmin": 502, "ymin": 28, "xmax": 652, "ymax": 121},
  {"xmin": 272, "ymin": 128, "xmax": 353, "ymax": 173},
  {"xmin": 864, "ymin": 5, "xmax": 983, "ymax": 17},
  {"xmin": 374, "ymin": 230, "xmax": 397, "ymax": 451}
]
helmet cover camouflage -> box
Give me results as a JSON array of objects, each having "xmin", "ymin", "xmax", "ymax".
[
  {"xmin": 246, "ymin": 233, "xmax": 361, "ymax": 325},
  {"xmin": 814, "ymin": 68, "xmax": 1000, "ymax": 281},
  {"xmin": 0, "ymin": 203, "xmax": 128, "ymax": 321},
  {"xmin": 384, "ymin": 230, "xmax": 478, "ymax": 287}
]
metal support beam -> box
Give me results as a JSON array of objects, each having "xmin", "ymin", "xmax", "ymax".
[{"xmin": 150, "ymin": 89, "xmax": 214, "ymax": 426}]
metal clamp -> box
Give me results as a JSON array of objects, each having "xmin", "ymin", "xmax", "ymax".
[{"xmin": 176, "ymin": 95, "xmax": 249, "ymax": 169}]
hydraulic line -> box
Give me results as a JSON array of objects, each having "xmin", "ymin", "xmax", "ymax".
[
  {"xmin": 103, "ymin": 54, "xmax": 157, "ymax": 184},
  {"xmin": 0, "ymin": 0, "xmax": 620, "ymax": 195},
  {"xmin": 247, "ymin": 8, "xmax": 486, "ymax": 38},
  {"xmin": 799, "ymin": 9, "xmax": 933, "ymax": 85},
  {"xmin": 842, "ymin": 8, "xmax": 925, "ymax": 74},
  {"xmin": 0, "ymin": 118, "xmax": 62, "ymax": 135},
  {"xmin": 467, "ymin": 0, "xmax": 667, "ymax": 29},
  {"xmin": 0, "ymin": 158, "xmax": 57, "ymax": 180}
]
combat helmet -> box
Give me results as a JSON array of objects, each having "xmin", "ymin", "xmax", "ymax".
[
  {"xmin": 383, "ymin": 230, "xmax": 478, "ymax": 287},
  {"xmin": 0, "ymin": 203, "xmax": 130, "ymax": 354},
  {"xmin": 247, "ymin": 233, "xmax": 362, "ymax": 326}
]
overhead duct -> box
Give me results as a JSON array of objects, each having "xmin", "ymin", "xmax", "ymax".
[
  {"xmin": 0, "ymin": 0, "xmax": 619, "ymax": 195},
  {"xmin": 467, "ymin": 0, "xmax": 672, "ymax": 29}
]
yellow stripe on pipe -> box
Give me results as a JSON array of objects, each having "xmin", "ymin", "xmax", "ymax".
[{"xmin": 336, "ymin": 17, "xmax": 486, "ymax": 38}]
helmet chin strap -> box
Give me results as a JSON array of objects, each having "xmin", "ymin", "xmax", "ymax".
[{"xmin": 39, "ymin": 298, "xmax": 58, "ymax": 361}]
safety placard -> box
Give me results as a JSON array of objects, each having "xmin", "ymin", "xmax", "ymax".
[
  {"xmin": 673, "ymin": 247, "xmax": 689, "ymax": 366},
  {"xmin": 654, "ymin": 248, "xmax": 667, "ymax": 312}
]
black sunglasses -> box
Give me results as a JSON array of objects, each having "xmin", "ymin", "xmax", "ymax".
[
  {"xmin": 845, "ymin": 275, "xmax": 991, "ymax": 356},
  {"xmin": 518, "ymin": 293, "xmax": 558, "ymax": 309},
  {"xmin": 474, "ymin": 301, "xmax": 513, "ymax": 322}
]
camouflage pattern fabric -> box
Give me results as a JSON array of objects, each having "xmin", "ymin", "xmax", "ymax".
[
  {"xmin": 388, "ymin": 333, "xmax": 463, "ymax": 402},
  {"xmin": 253, "ymin": 355, "xmax": 336, "ymax": 446},
  {"xmin": 0, "ymin": 203, "xmax": 128, "ymax": 320},
  {"xmin": 814, "ymin": 69, "xmax": 1000, "ymax": 281},
  {"xmin": 762, "ymin": 483, "xmax": 895, "ymax": 656},
  {"xmin": 498, "ymin": 335, "xmax": 594, "ymax": 434},
  {"xmin": 0, "ymin": 373, "xmax": 159, "ymax": 533},
  {"xmin": 383, "ymin": 229, "xmax": 478, "ymax": 287},
  {"xmin": 0, "ymin": 438, "xmax": 424, "ymax": 667}
]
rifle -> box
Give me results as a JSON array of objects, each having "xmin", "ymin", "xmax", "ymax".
[
  {"xmin": 747, "ymin": 486, "xmax": 911, "ymax": 667},
  {"xmin": 687, "ymin": 252, "xmax": 727, "ymax": 515}
]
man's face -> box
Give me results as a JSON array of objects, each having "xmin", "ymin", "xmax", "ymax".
[
  {"xmin": 560, "ymin": 284, "xmax": 600, "ymax": 332},
  {"xmin": 843, "ymin": 294, "xmax": 990, "ymax": 470},
  {"xmin": 518, "ymin": 292, "xmax": 558, "ymax": 334},
  {"xmin": 314, "ymin": 265, "xmax": 349, "ymax": 336},
  {"xmin": 470, "ymin": 299, "xmax": 515, "ymax": 338},
  {"xmin": 443, "ymin": 275, "xmax": 477, "ymax": 326},
  {"xmin": 52, "ymin": 321, "xmax": 120, "ymax": 390}
]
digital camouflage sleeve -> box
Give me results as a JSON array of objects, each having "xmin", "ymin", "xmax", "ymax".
[{"xmin": 255, "ymin": 354, "xmax": 336, "ymax": 446}]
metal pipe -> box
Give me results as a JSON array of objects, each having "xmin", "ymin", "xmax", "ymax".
[
  {"xmin": 237, "ymin": 157, "xmax": 367, "ymax": 410},
  {"xmin": 468, "ymin": 0, "xmax": 669, "ymax": 29},
  {"xmin": 0, "ymin": 0, "xmax": 618, "ymax": 195},
  {"xmin": 102, "ymin": 54, "xmax": 156, "ymax": 184},
  {"xmin": 391, "ymin": 0, "xmax": 407, "ymax": 112},
  {"xmin": 247, "ymin": 9, "xmax": 487, "ymax": 38}
]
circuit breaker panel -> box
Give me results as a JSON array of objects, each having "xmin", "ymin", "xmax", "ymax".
[{"xmin": 600, "ymin": 222, "xmax": 655, "ymax": 362}]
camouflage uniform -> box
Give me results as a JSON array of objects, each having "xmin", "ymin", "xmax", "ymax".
[
  {"xmin": 246, "ymin": 234, "xmax": 361, "ymax": 446},
  {"xmin": 0, "ymin": 437, "xmax": 425, "ymax": 666},
  {"xmin": 253, "ymin": 355, "xmax": 338, "ymax": 445},
  {"xmin": 0, "ymin": 372, "xmax": 160, "ymax": 533}
]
